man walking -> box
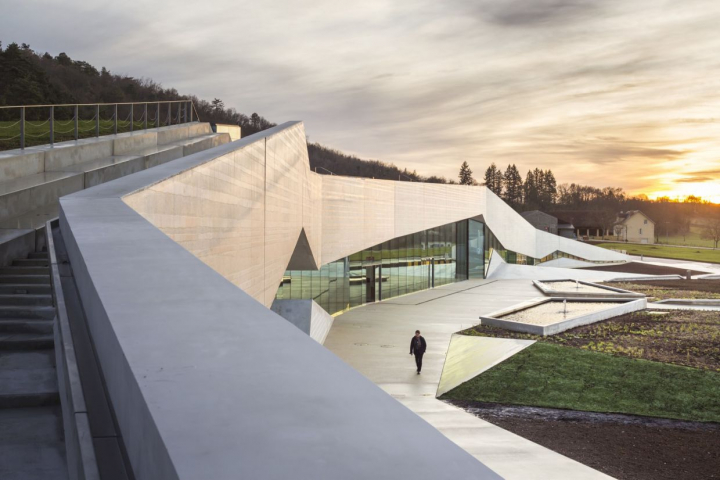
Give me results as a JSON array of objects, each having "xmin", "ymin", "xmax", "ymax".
[{"xmin": 409, "ymin": 330, "xmax": 427, "ymax": 374}]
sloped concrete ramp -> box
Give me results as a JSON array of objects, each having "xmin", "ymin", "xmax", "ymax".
[{"xmin": 437, "ymin": 334, "xmax": 535, "ymax": 397}]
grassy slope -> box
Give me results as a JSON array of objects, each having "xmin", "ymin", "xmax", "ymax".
[
  {"xmin": 596, "ymin": 242, "xmax": 720, "ymax": 263},
  {"xmin": 654, "ymin": 224, "xmax": 717, "ymax": 249},
  {"xmin": 442, "ymin": 342, "xmax": 720, "ymax": 423}
]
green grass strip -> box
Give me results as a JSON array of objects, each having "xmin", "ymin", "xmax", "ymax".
[
  {"xmin": 596, "ymin": 242, "xmax": 720, "ymax": 264},
  {"xmin": 443, "ymin": 342, "xmax": 720, "ymax": 423}
]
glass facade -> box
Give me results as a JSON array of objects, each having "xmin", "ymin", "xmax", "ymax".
[
  {"xmin": 275, "ymin": 218, "xmax": 618, "ymax": 315},
  {"xmin": 276, "ymin": 220, "xmax": 468, "ymax": 315}
]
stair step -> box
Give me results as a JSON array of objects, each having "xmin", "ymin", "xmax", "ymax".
[
  {"xmin": 0, "ymin": 352, "xmax": 59, "ymax": 407},
  {"xmin": 12, "ymin": 258, "xmax": 50, "ymax": 267},
  {"xmin": 0, "ymin": 306, "xmax": 55, "ymax": 320},
  {"xmin": 0, "ymin": 275, "xmax": 50, "ymax": 285},
  {"xmin": 0, "ymin": 284, "xmax": 52, "ymax": 294},
  {"xmin": 0, "ymin": 332, "xmax": 54, "ymax": 351},
  {"xmin": 0, "ymin": 294, "xmax": 53, "ymax": 306},
  {"xmin": 0, "ymin": 266, "xmax": 50, "ymax": 276},
  {"xmin": 27, "ymin": 252, "xmax": 48, "ymax": 259},
  {"xmin": 0, "ymin": 406, "xmax": 68, "ymax": 479},
  {"xmin": 0, "ymin": 320, "xmax": 53, "ymax": 334}
]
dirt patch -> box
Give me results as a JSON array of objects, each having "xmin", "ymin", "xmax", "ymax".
[
  {"xmin": 603, "ymin": 279, "xmax": 720, "ymax": 300},
  {"xmin": 464, "ymin": 310, "xmax": 720, "ymax": 371},
  {"xmin": 447, "ymin": 399, "xmax": 720, "ymax": 480},
  {"xmin": 580, "ymin": 262, "xmax": 706, "ymax": 276}
]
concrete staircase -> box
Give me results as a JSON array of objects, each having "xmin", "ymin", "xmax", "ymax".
[
  {"xmin": 0, "ymin": 250, "xmax": 68, "ymax": 480},
  {"xmin": 0, "ymin": 123, "xmax": 232, "ymax": 246}
]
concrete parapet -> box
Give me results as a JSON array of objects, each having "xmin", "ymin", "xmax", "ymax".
[
  {"xmin": 44, "ymin": 138, "xmax": 114, "ymax": 171},
  {"xmin": 215, "ymin": 124, "xmax": 241, "ymax": 141},
  {"xmin": 113, "ymin": 131, "xmax": 157, "ymax": 156},
  {"xmin": 0, "ymin": 148, "xmax": 45, "ymax": 181}
]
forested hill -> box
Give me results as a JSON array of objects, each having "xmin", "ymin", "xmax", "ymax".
[{"xmin": 0, "ymin": 41, "xmax": 446, "ymax": 182}]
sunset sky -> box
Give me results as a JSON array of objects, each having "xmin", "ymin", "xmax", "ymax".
[{"xmin": 3, "ymin": 0, "xmax": 720, "ymax": 202}]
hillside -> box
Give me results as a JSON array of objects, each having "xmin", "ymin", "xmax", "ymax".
[{"xmin": 0, "ymin": 41, "xmax": 445, "ymax": 183}]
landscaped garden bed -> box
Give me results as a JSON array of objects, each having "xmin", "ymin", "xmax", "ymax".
[
  {"xmin": 444, "ymin": 307, "xmax": 720, "ymax": 479},
  {"xmin": 603, "ymin": 279, "xmax": 720, "ymax": 301}
]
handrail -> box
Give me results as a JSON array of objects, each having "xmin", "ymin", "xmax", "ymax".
[
  {"xmin": 0, "ymin": 100, "xmax": 201, "ymax": 150},
  {"xmin": 0, "ymin": 100, "xmax": 195, "ymax": 109}
]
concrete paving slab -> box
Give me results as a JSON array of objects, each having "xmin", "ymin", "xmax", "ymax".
[{"xmin": 325, "ymin": 278, "xmax": 613, "ymax": 480}]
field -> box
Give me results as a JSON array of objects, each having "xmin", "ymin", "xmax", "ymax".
[
  {"xmin": 595, "ymin": 242, "xmax": 720, "ymax": 263},
  {"xmin": 654, "ymin": 224, "xmax": 717, "ymax": 248}
]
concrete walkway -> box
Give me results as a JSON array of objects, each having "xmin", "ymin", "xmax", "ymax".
[{"xmin": 324, "ymin": 279, "xmax": 613, "ymax": 480}]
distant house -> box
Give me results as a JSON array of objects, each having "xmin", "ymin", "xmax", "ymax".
[
  {"xmin": 520, "ymin": 210, "xmax": 576, "ymax": 239},
  {"xmin": 614, "ymin": 210, "xmax": 655, "ymax": 244}
]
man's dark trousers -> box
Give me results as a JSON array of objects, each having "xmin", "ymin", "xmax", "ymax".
[{"xmin": 414, "ymin": 352, "xmax": 424, "ymax": 372}]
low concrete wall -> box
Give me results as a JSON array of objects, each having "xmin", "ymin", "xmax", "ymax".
[
  {"xmin": 481, "ymin": 298, "xmax": 647, "ymax": 336},
  {"xmin": 0, "ymin": 149, "xmax": 45, "ymax": 181},
  {"xmin": 532, "ymin": 279, "xmax": 645, "ymax": 298},
  {"xmin": 45, "ymin": 138, "xmax": 115, "ymax": 171},
  {"xmin": 215, "ymin": 124, "xmax": 241, "ymax": 141},
  {"xmin": 47, "ymin": 221, "xmax": 101, "ymax": 480}
]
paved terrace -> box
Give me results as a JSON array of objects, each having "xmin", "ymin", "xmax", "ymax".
[{"xmin": 325, "ymin": 278, "xmax": 614, "ymax": 480}]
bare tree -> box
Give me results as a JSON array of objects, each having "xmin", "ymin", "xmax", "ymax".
[{"xmin": 701, "ymin": 214, "xmax": 720, "ymax": 249}]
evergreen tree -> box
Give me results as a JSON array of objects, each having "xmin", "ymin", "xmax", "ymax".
[
  {"xmin": 458, "ymin": 161, "xmax": 474, "ymax": 185},
  {"xmin": 483, "ymin": 162, "xmax": 503, "ymax": 195},
  {"xmin": 524, "ymin": 170, "xmax": 539, "ymax": 207},
  {"xmin": 502, "ymin": 164, "xmax": 523, "ymax": 205}
]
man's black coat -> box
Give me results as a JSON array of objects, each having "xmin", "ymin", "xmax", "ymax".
[{"xmin": 410, "ymin": 335, "xmax": 427, "ymax": 355}]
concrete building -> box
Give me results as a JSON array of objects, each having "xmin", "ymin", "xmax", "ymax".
[
  {"xmin": 0, "ymin": 119, "xmax": 628, "ymax": 479},
  {"xmin": 520, "ymin": 210, "xmax": 576, "ymax": 239},
  {"xmin": 614, "ymin": 210, "xmax": 655, "ymax": 243}
]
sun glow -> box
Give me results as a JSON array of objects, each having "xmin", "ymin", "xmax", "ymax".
[{"xmin": 644, "ymin": 183, "xmax": 720, "ymax": 204}]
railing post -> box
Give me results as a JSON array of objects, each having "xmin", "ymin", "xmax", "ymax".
[
  {"xmin": 20, "ymin": 107, "xmax": 25, "ymax": 149},
  {"xmin": 95, "ymin": 104, "xmax": 100, "ymax": 137},
  {"xmin": 50, "ymin": 106, "xmax": 54, "ymax": 146},
  {"xmin": 168, "ymin": 103, "xmax": 171, "ymax": 126},
  {"xmin": 190, "ymin": 102, "xmax": 193, "ymax": 122},
  {"xmin": 184, "ymin": 102, "xmax": 188, "ymax": 123},
  {"xmin": 130, "ymin": 104, "xmax": 134, "ymax": 132},
  {"xmin": 176, "ymin": 104, "xmax": 181, "ymax": 124},
  {"xmin": 74, "ymin": 105, "xmax": 78, "ymax": 141},
  {"xmin": 144, "ymin": 103, "xmax": 148, "ymax": 130},
  {"xmin": 114, "ymin": 104, "xmax": 118, "ymax": 135},
  {"xmin": 156, "ymin": 103, "xmax": 160, "ymax": 128}
]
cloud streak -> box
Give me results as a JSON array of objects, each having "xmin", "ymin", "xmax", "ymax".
[{"xmin": 2, "ymin": 0, "xmax": 720, "ymax": 200}]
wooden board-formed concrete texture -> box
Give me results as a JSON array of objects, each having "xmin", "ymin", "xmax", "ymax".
[
  {"xmin": 59, "ymin": 123, "xmax": 502, "ymax": 480},
  {"xmin": 437, "ymin": 334, "xmax": 535, "ymax": 397},
  {"xmin": 124, "ymin": 121, "xmax": 626, "ymax": 310}
]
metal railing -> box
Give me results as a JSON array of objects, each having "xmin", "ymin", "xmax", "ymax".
[{"xmin": 0, "ymin": 100, "xmax": 200, "ymax": 151}]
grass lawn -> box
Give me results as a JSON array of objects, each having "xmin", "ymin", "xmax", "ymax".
[
  {"xmin": 654, "ymin": 224, "xmax": 717, "ymax": 249},
  {"xmin": 0, "ymin": 118, "xmax": 175, "ymax": 150},
  {"xmin": 442, "ymin": 342, "xmax": 720, "ymax": 423},
  {"xmin": 596, "ymin": 242, "xmax": 720, "ymax": 263}
]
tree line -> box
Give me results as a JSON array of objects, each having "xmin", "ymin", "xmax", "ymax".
[{"xmin": 455, "ymin": 161, "xmax": 720, "ymax": 243}]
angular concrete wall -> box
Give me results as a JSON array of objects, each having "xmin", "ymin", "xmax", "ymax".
[
  {"xmin": 123, "ymin": 121, "xmax": 627, "ymax": 309},
  {"xmin": 59, "ymin": 122, "xmax": 502, "ymax": 480}
]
